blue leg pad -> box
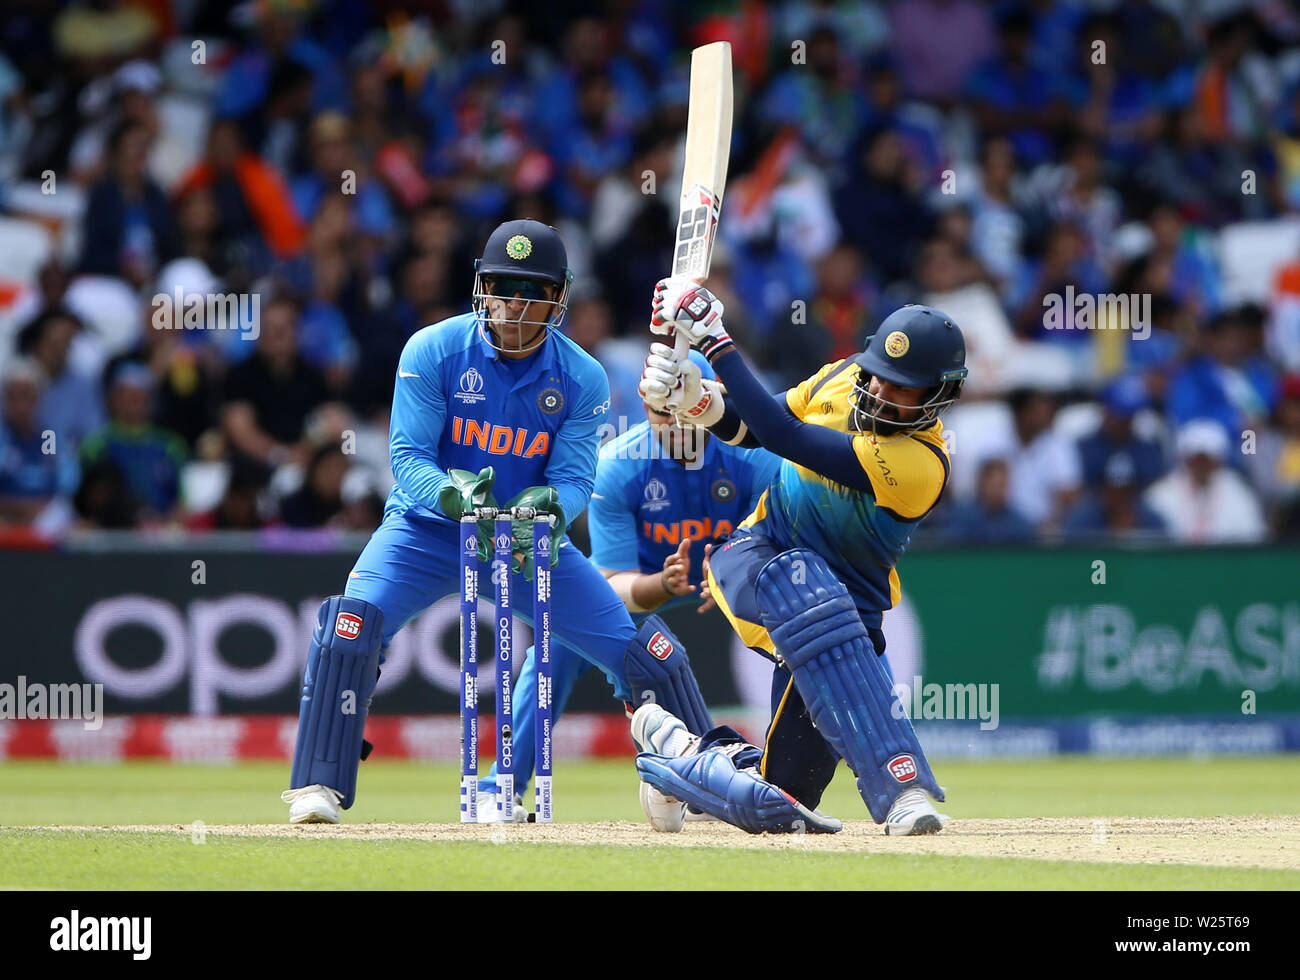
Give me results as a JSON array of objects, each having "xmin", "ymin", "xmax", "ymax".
[
  {"xmin": 289, "ymin": 596, "xmax": 384, "ymax": 809},
  {"xmin": 625, "ymin": 615, "xmax": 713, "ymax": 737},
  {"xmin": 636, "ymin": 749, "xmax": 841, "ymax": 835},
  {"xmin": 756, "ymin": 550, "xmax": 943, "ymax": 822}
]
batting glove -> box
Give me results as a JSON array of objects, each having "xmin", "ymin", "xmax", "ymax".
[
  {"xmin": 638, "ymin": 343, "xmax": 724, "ymax": 428},
  {"xmin": 650, "ymin": 276, "xmax": 732, "ymax": 358}
]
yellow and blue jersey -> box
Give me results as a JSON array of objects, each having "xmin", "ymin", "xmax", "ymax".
[{"xmin": 742, "ymin": 358, "xmax": 950, "ymax": 614}]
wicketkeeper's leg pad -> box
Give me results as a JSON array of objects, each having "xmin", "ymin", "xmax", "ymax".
[
  {"xmin": 755, "ymin": 550, "xmax": 943, "ymax": 822},
  {"xmin": 289, "ymin": 596, "xmax": 384, "ymax": 809},
  {"xmin": 635, "ymin": 749, "xmax": 842, "ymax": 835},
  {"xmin": 624, "ymin": 616, "xmax": 714, "ymax": 737}
]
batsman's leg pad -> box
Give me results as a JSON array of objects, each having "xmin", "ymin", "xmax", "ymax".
[
  {"xmin": 289, "ymin": 596, "xmax": 384, "ymax": 809},
  {"xmin": 624, "ymin": 616, "xmax": 714, "ymax": 737},
  {"xmin": 755, "ymin": 550, "xmax": 943, "ymax": 822},
  {"xmin": 635, "ymin": 750, "xmax": 841, "ymax": 835}
]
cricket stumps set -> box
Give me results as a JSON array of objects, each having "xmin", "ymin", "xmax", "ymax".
[{"xmin": 459, "ymin": 509, "xmax": 553, "ymax": 824}]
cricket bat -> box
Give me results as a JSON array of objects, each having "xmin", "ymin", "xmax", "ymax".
[{"xmin": 670, "ymin": 41, "xmax": 734, "ymax": 362}]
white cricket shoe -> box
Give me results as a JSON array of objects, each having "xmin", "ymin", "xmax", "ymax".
[
  {"xmin": 639, "ymin": 780, "xmax": 686, "ymax": 833},
  {"xmin": 477, "ymin": 792, "xmax": 528, "ymax": 824},
  {"xmin": 281, "ymin": 784, "xmax": 342, "ymax": 824},
  {"xmin": 630, "ymin": 703, "xmax": 699, "ymax": 757},
  {"xmin": 631, "ymin": 704, "xmax": 704, "ymax": 833},
  {"xmin": 883, "ymin": 787, "xmax": 948, "ymax": 836}
]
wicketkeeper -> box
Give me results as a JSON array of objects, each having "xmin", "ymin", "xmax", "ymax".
[{"xmin": 281, "ymin": 221, "xmax": 715, "ymax": 823}]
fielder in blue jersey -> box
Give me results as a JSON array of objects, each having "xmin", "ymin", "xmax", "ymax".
[
  {"xmin": 282, "ymin": 220, "xmax": 716, "ymax": 824},
  {"xmin": 475, "ymin": 353, "xmax": 780, "ymax": 816}
]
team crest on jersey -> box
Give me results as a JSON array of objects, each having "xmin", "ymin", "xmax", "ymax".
[
  {"xmin": 506, "ymin": 235, "xmax": 532, "ymax": 260},
  {"xmin": 537, "ymin": 387, "xmax": 564, "ymax": 415},
  {"xmin": 710, "ymin": 477, "xmax": 737, "ymax": 503},
  {"xmin": 884, "ymin": 331, "xmax": 910, "ymax": 358},
  {"xmin": 642, "ymin": 477, "xmax": 670, "ymax": 513},
  {"xmin": 456, "ymin": 368, "xmax": 486, "ymax": 404}
]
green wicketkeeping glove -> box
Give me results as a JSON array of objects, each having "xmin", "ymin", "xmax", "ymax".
[
  {"xmin": 502, "ymin": 485, "xmax": 565, "ymax": 580},
  {"xmin": 437, "ymin": 466, "xmax": 498, "ymax": 561}
]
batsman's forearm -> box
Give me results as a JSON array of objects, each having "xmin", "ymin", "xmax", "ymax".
[{"xmin": 707, "ymin": 345, "xmax": 871, "ymax": 490}]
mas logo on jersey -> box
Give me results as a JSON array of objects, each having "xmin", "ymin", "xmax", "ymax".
[
  {"xmin": 710, "ymin": 477, "xmax": 737, "ymax": 503},
  {"xmin": 887, "ymin": 754, "xmax": 918, "ymax": 783},
  {"xmin": 335, "ymin": 613, "xmax": 363, "ymax": 640},
  {"xmin": 642, "ymin": 478, "xmax": 670, "ymax": 513},
  {"xmin": 884, "ymin": 331, "xmax": 910, "ymax": 358},
  {"xmin": 537, "ymin": 387, "xmax": 565, "ymax": 415},
  {"xmin": 506, "ymin": 235, "xmax": 532, "ymax": 260},
  {"xmin": 648, "ymin": 631, "xmax": 674, "ymax": 661},
  {"xmin": 456, "ymin": 368, "xmax": 486, "ymax": 405}
]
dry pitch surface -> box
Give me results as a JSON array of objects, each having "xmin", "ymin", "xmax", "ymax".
[{"xmin": 44, "ymin": 815, "xmax": 1300, "ymax": 871}]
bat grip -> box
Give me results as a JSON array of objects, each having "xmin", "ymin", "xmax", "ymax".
[{"xmin": 673, "ymin": 330, "xmax": 691, "ymax": 362}]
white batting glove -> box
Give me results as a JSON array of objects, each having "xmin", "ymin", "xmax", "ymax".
[
  {"xmin": 637, "ymin": 343, "xmax": 725, "ymax": 428},
  {"xmin": 638, "ymin": 342, "xmax": 682, "ymax": 413},
  {"xmin": 650, "ymin": 276, "xmax": 732, "ymax": 357}
]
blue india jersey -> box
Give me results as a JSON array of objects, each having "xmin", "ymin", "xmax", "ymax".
[
  {"xmin": 386, "ymin": 313, "xmax": 611, "ymax": 527},
  {"xmin": 588, "ymin": 422, "xmax": 781, "ymax": 591}
]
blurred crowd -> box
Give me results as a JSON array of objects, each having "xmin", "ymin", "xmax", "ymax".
[{"xmin": 1, "ymin": 0, "xmax": 1300, "ymax": 545}]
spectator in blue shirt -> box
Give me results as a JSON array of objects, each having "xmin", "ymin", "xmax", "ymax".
[
  {"xmin": 1063, "ymin": 450, "xmax": 1169, "ymax": 542},
  {"xmin": 0, "ymin": 359, "xmax": 80, "ymax": 527},
  {"xmin": 20, "ymin": 310, "xmax": 104, "ymax": 452},
  {"xmin": 1077, "ymin": 374, "xmax": 1168, "ymax": 489},
  {"xmin": 962, "ymin": 7, "xmax": 1069, "ymax": 167},
  {"xmin": 1167, "ymin": 308, "xmax": 1279, "ymax": 451},
  {"xmin": 935, "ymin": 457, "xmax": 1036, "ymax": 544}
]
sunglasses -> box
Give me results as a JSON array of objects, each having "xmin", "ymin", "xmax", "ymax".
[{"xmin": 486, "ymin": 278, "xmax": 553, "ymax": 301}]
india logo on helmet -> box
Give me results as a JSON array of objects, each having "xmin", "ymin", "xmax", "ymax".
[{"xmin": 506, "ymin": 235, "xmax": 533, "ymax": 260}]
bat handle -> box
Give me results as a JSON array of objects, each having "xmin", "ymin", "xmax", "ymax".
[{"xmin": 673, "ymin": 330, "xmax": 691, "ymax": 362}]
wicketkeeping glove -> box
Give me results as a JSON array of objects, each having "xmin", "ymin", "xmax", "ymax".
[
  {"xmin": 437, "ymin": 466, "xmax": 498, "ymax": 561},
  {"xmin": 650, "ymin": 276, "xmax": 732, "ymax": 358},
  {"xmin": 502, "ymin": 485, "xmax": 565, "ymax": 580}
]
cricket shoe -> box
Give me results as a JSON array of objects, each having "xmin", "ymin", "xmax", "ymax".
[
  {"xmin": 477, "ymin": 791, "xmax": 529, "ymax": 824},
  {"xmin": 630, "ymin": 703, "xmax": 699, "ymax": 757},
  {"xmin": 281, "ymin": 784, "xmax": 342, "ymax": 824},
  {"xmin": 883, "ymin": 787, "xmax": 949, "ymax": 836},
  {"xmin": 631, "ymin": 704, "xmax": 702, "ymax": 833}
]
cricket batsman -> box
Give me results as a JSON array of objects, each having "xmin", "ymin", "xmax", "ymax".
[
  {"xmin": 476, "ymin": 351, "xmax": 780, "ymax": 824},
  {"xmin": 633, "ymin": 276, "xmax": 968, "ymax": 835},
  {"xmin": 281, "ymin": 221, "xmax": 714, "ymax": 823}
]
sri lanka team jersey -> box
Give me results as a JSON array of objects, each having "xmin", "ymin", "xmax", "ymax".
[
  {"xmin": 588, "ymin": 422, "xmax": 781, "ymax": 588},
  {"xmin": 746, "ymin": 358, "xmax": 951, "ymax": 618},
  {"xmin": 385, "ymin": 313, "xmax": 611, "ymax": 526}
]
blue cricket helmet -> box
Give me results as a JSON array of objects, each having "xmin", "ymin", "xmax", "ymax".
[
  {"xmin": 475, "ymin": 218, "xmax": 571, "ymax": 286},
  {"xmin": 472, "ymin": 218, "xmax": 575, "ymax": 353},
  {"xmin": 851, "ymin": 304, "xmax": 968, "ymax": 433}
]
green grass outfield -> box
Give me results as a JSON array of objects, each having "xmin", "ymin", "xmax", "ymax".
[{"xmin": 2, "ymin": 757, "xmax": 1298, "ymax": 889}]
